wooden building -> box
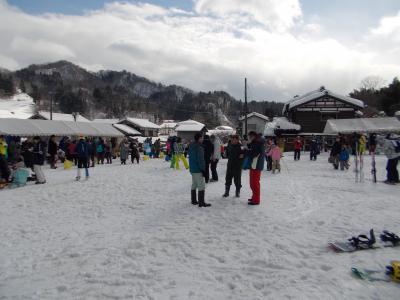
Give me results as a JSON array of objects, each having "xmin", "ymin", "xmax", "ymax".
[
  {"xmin": 238, "ymin": 112, "xmax": 269, "ymax": 135},
  {"xmin": 282, "ymin": 87, "xmax": 365, "ymax": 134}
]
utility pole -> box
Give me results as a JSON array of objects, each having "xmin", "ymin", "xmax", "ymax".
[
  {"xmin": 50, "ymin": 92, "xmax": 53, "ymax": 120},
  {"xmin": 244, "ymin": 78, "xmax": 248, "ymax": 137}
]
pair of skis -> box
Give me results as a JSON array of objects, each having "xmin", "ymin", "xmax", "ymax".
[
  {"xmin": 354, "ymin": 141, "xmax": 364, "ymax": 183},
  {"xmin": 329, "ymin": 229, "xmax": 400, "ymax": 253}
]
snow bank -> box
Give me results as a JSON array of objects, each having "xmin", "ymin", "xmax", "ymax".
[
  {"xmin": 0, "ymin": 154, "xmax": 399, "ymax": 299},
  {"xmin": 0, "ymin": 92, "xmax": 35, "ymax": 119}
]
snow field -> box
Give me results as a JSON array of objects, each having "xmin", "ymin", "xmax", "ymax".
[{"xmin": 0, "ymin": 153, "xmax": 399, "ymax": 299}]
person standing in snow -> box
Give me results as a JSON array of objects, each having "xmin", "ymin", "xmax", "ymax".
[
  {"xmin": 47, "ymin": 135, "xmax": 58, "ymax": 169},
  {"xmin": 32, "ymin": 136, "xmax": 46, "ymax": 184},
  {"xmin": 119, "ymin": 139, "xmax": 129, "ymax": 165},
  {"xmin": 268, "ymin": 143, "xmax": 282, "ymax": 174},
  {"xmin": 246, "ymin": 132, "xmax": 265, "ymax": 206},
  {"xmin": 358, "ymin": 133, "xmax": 367, "ymax": 155},
  {"xmin": 0, "ymin": 135, "xmax": 10, "ymax": 182},
  {"xmin": 75, "ymin": 136, "xmax": 90, "ymax": 181},
  {"xmin": 210, "ymin": 135, "xmax": 221, "ymax": 182},
  {"xmin": 265, "ymin": 138, "xmax": 273, "ymax": 171},
  {"xmin": 294, "ymin": 136, "xmax": 302, "ymax": 161},
  {"xmin": 189, "ymin": 133, "xmax": 211, "ymax": 207},
  {"xmin": 339, "ymin": 144, "xmax": 350, "ymax": 171},
  {"xmin": 223, "ymin": 135, "xmax": 244, "ymax": 198},
  {"xmin": 96, "ymin": 138, "xmax": 105, "ymax": 164},
  {"xmin": 369, "ymin": 133, "xmax": 377, "ymax": 155},
  {"xmin": 105, "ymin": 139, "xmax": 113, "ymax": 164},
  {"xmin": 129, "ymin": 140, "xmax": 140, "ymax": 164},
  {"xmin": 378, "ymin": 134, "xmax": 400, "ymax": 184},
  {"xmin": 309, "ymin": 135, "xmax": 319, "ymax": 161},
  {"xmin": 202, "ymin": 135, "xmax": 213, "ymax": 183},
  {"xmin": 330, "ymin": 137, "xmax": 342, "ymax": 170},
  {"xmin": 173, "ymin": 137, "xmax": 189, "ymax": 170}
]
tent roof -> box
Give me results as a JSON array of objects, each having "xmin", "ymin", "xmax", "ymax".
[
  {"xmin": 92, "ymin": 118, "xmax": 120, "ymax": 124},
  {"xmin": 0, "ymin": 118, "xmax": 124, "ymax": 137},
  {"xmin": 323, "ymin": 117, "xmax": 400, "ymax": 134},
  {"xmin": 283, "ymin": 88, "xmax": 364, "ymax": 114},
  {"xmin": 175, "ymin": 120, "xmax": 206, "ymax": 132},
  {"xmin": 34, "ymin": 111, "xmax": 91, "ymax": 122},
  {"xmin": 124, "ymin": 118, "xmax": 160, "ymax": 129},
  {"xmin": 112, "ymin": 123, "xmax": 142, "ymax": 136}
]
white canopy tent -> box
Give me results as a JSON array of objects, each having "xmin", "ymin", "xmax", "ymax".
[
  {"xmin": 0, "ymin": 118, "xmax": 124, "ymax": 137},
  {"xmin": 323, "ymin": 117, "xmax": 400, "ymax": 134}
]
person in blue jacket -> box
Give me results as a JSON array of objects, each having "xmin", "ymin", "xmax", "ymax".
[
  {"xmin": 76, "ymin": 135, "xmax": 90, "ymax": 181},
  {"xmin": 188, "ymin": 133, "xmax": 211, "ymax": 207}
]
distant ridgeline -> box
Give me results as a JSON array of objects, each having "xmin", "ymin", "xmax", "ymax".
[{"xmin": 0, "ymin": 60, "xmax": 284, "ymax": 127}]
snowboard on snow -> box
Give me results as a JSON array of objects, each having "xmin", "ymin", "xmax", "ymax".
[{"xmin": 329, "ymin": 229, "xmax": 400, "ymax": 253}]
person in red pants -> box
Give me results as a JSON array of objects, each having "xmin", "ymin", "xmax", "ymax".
[{"xmin": 246, "ymin": 132, "xmax": 265, "ymax": 205}]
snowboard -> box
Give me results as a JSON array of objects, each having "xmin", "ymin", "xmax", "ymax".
[
  {"xmin": 329, "ymin": 241, "xmax": 378, "ymax": 253},
  {"xmin": 351, "ymin": 267, "xmax": 391, "ymax": 282}
]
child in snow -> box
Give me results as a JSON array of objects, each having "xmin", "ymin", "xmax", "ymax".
[
  {"xmin": 10, "ymin": 157, "xmax": 29, "ymax": 188},
  {"xmin": 339, "ymin": 144, "xmax": 350, "ymax": 171},
  {"xmin": 268, "ymin": 144, "xmax": 282, "ymax": 174}
]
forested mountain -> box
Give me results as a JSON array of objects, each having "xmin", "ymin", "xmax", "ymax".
[{"xmin": 0, "ymin": 61, "xmax": 284, "ymax": 127}]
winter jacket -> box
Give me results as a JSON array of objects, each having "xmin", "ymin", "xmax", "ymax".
[
  {"xmin": 379, "ymin": 137, "xmax": 400, "ymax": 159},
  {"xmin": 120, "ymin": 143, "xmax": 129, "ymax": 160},
  {"xmin": 268, "ymin": 145, "xmax": 281, "ymax": 161},
  {"xmin": 246, "ymin": 136, "xmax": 265, "ymax": 171},
  {"xmin": 32, "ymin": 141, "xmax": 45, "ymax": 165},
  {"xmin": 96, "ymin": 142, "xmax": 105, "ymax": 154},
  {"xmin": 310, "ymin": 139, "xmax": 318, "ymax": 152},
  {"xmin": 0, "ymin": 139, "xmax": 7, "ymax": 157},
  {"xmin": 294, "ymin": 140, "xmax": 302, "ymax": 150},
  {"xmin": 227, "ymin": 143, "xmax": 244, "ymax": 169},
  {"xmin": 174, "ymin": 143, "xmax": 185, "ymax": 155},
  {"xmin": 68, "ymin": 143, "xmax": 77, "ymax": 156},
  {"xmin": 202, "ymin": 138, "xmax": 214, "ymax": 163},
  {"xmin": 76, "ymin": 140, "xmax": 89, "ymax": 158},
  {"xmin": 211, "ymin": 138, "xmax": 222, "ymax": 160},
  {"xmin": 330, "ymin": 141, "xmax": 341, "ymax": 156},
  {"xmin": 48, "ymin": 139, "xmax": 58, "ymax": 155},
  {"xmin": 339, "ymin": 148, "xmax": 350, "ymax": 161},
  {"xmin": 188, "ymin": 142, "xmax": 205, "ymax": 173}
]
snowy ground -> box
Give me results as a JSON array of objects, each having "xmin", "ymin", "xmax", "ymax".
[{"xmin": 1, "ymin": 153, "xmax": 399, "ymax": 299}]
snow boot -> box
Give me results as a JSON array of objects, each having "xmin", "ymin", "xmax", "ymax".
[
  {"xmin": 191, "ymin": 190, "xmax": 198, "ymax": 205},
  {"xmin": 198, "ymin": 191, "xmax": 211, "ymax": 207},
  {"xmin": 223, "ymin": 186, "xmax": 230, "ymax": 197},
  {"xmin": 235, "ymin": 188, "xmax": 240, "ymax": 198}
]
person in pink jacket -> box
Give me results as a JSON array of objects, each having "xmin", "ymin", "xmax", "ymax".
[{"xmin": 268, "ymin": 144, "xmax": 282, "ymax": 174}]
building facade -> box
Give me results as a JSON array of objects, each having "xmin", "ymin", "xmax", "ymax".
[
  {"xmin": 239, "ymin": 112, "xmax": 269, "ymax": 136},
  {"xmin": 282, "ymin": 87, "xmax": 365, "ymax": 133}
]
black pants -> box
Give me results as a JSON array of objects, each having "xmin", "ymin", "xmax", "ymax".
[
  {"xmin": 77, "ymin": 157, "xmax": 88, "ymax": 168},
  {"xmin": 204, "ymin": 161, "xmax": 210, "ymax": 183},
  {"xmin": 310, "ymin": 150, "xmax": 317, "ymax": 161},
  {"xmin": 105, "ymin": 152, "xmax": 112, "ymax": 164},
  {"xmin": 266, "ymin": 155, "xmax": 272, "ymax": 171},
  {"xmin": 387, "ymin": 157, "xmax": 399, "ymax": 183},
  {"xmin": 131, "ymin": 153, "xmax": 139, "ymax": 164},
  {"xmin": 210, "ymin": 159, "xmax": 219, "ymax": 181},
  {"xmin": 225, "ymin": 166, "xmax": 242, "ymax": 189},
  {"xmin": 0, "ymin": 155, "xmax": 10, "ymax": 181},
  {"xmin": 294, "ymin": 149, "xmax": 301, "ymax": 160}
]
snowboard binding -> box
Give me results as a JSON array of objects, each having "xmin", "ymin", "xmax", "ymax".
[
  {"xmin": 348, "ymin": 229, "xmax": 376, "ymax": 249},
  {"xmin": 380, "ymin": 231, "xmax": 400, "ymax": 246}
]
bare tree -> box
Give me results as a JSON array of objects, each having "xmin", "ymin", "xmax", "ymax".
[{"xmin": 360, "ymin": 76, "xmax": 386, "ymax": 91}]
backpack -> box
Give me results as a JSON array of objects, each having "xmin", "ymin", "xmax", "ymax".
[{"xmin": 96, "ymin": 144, "xmax": 104, "ymax": 153}]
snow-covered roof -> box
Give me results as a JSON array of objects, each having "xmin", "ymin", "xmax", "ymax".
[
  {"xmin": 283, "ymin": 88, "xmax": 364, "ymax": 114},
  {"xmin": 0, "ymin": 118, "xmax": 123, "ymax": 137},
  {"xmin": 323, "ymin": 117, "xmax": 400, "ymax": 134},
  {"xmin": 124, "ymin": 118, "xmax": 160, "ymax": 129},
  {"xmin": 33, "ymin": 111, "xmax": 91, "ymax": 122},
  {"xmin": 395, "ymin": 111, "xmax": 400, "ymax": 116},
  {"xmin": 112, "ymin": 123, "xmax": 142, "ymax": 136},
  {"xmin": 215, "ymin": 125, "xmax": 234, "ymax": 131},
  {"xmin": 92, "ymin": 118, "xmax": 120, "ymax": 124},
  {"xmin": 0, "ymin": 92, "xmax": 35, "ymax": 119},
  {"xmin": 264, "ymin": 117, "xmax": 301, "ymax": 136},
  {"xmin": 175, "ymin": 120, "xmax": 206, "ymax": 132},
  {"xmin": 160, "ymin": 122, "xmax": 177, "ymax": 129},
  {"xmin": 239, "ymin": 112, "xmax": 269, "ymax": 121}
]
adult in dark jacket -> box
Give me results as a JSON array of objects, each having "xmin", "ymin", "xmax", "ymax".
[
  {"xmin": 130, "ymin": 141, "xmax": 140, "ymax": 164},
  {"xmin": 309, "ymin": 136, "xmax": 319, "ymax": 161},
  {"xmin": 246, "ymin": 132, "xmax": 265, "ymax": 205},
  {"xmin": 189, "ymin": 133, "xmax": 211, "ymax": 207},
  {"xmin": 32, "ymin": 136, "xmax": 46, "ymax": 184},
  {"xmin": 330, "ymin": 137, "xmax": 342, "ymax": 170},
  {"xmin": 48, "ymin": 135, "xmax": 58, "ymax": 169},
  {"xmin": 75, "ymin": 136, "xmax": 90, "ymax": 180},
  {"xmin": 202, "ymin": 135, "xmax": 214, "ymax": 183},
  {"xmin": 223, "ymin": 135, "xmax": 244, "ymax": 198}
]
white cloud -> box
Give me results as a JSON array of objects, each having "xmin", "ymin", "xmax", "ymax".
[{"xmin": 0, "ymin": 0, "xmax": 399, "ymax": 101}]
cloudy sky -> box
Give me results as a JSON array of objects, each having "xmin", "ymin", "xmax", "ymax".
[{"xmin": 1, "ymin": 0, "xmax": 400, "ymax": 101}]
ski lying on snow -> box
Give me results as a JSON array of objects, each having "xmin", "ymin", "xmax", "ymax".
[{"xmin": 351, "ymin": 268, "xmax": 391, "ymax": 282}]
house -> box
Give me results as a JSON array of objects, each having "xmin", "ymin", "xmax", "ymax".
[
  {"xmin": 238, "ymin": 112, "xmax": 269, "ymax": 135},
  {"xmin": 119, "ymin": 117, "xmax": 160, "ymax": 137},
  {"xmin": 175, "ymin": 120, "xmax": 207, "ymax": 142},
  {"xmin": 264, "ymin": 117, "xmax": 301, "ymax": 136},
  {"xmin": 282, "ymin": 86, "xmax": 365, "ymax": 134},
  {"xmin": 30, "ymin": 111, "xmax": 91, "ymax": 122},
  {"xmin": 159, "ymin": 121, "xmax": 177, "ymax": 136}
]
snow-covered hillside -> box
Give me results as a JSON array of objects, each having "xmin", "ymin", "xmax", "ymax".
[
  {"xmin": 0, "ymin": 91, "xmax": 35, "ymax": 118},
  {"xmin": 0, "ymin": 153, "xmax": 399, "ymax": 299}
]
